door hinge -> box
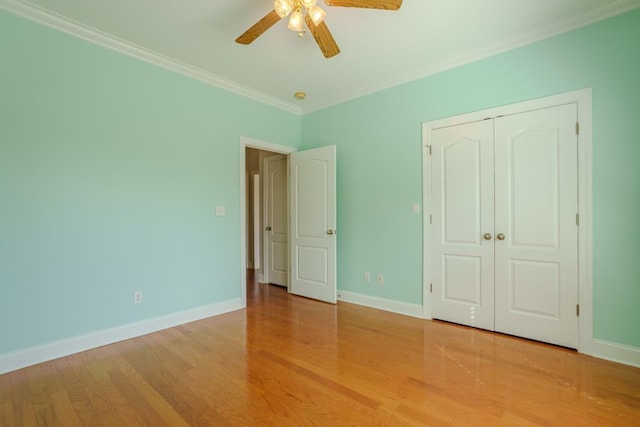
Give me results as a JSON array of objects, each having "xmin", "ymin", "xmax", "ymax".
[
  {"xmin": 429, "ymin": 214, "xmax": 432, "ymax": 224},
  {"xmin": 430, "ymin": 283, "xmax": 433, "ymax": 293},
  {"xmin": 576, "ymin": 304, "xmax": 580, "ymax": 317},
  {"xmin": 576, "ymin": 213, "xmax": 580, "ymax": 226},
  {"xmin": 576, "ymin": 122, "xmax": 580, "ymax": 135},
  {"xmin": 426, "ymin": 145, "xmax": 432, "ymax": 155}
]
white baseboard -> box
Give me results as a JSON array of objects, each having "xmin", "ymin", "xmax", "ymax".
[
  {"xmin": 0, "ymin": 298, "xmax": 244, "ymax": 375},
  {"xmin": 338, "ymin": 290, "xmax": 424, "ymax": 319},
  {"xmin": 337, "ymin": 292, "xmax": 640, "ymax": 369},
  {"xmin": 4, "ymin": 296, "xmax": 638, "ymax": 374},
  {"xmin": 591, "ymin": 339, "xmax": 640, "ymax": 368}
]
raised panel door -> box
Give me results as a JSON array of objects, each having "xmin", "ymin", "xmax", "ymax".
[
  {"xmin": 264, "ymin": 154, "xmax": 288, "ymax": 286},
  {"xmin": 494, "ymin": 104, "xmax": 578, "ymax": 348},
  {"xmin": 290, "ymin": 146, "xmax": 337, "ymax": 304},
  {"xmin": 431, "ymin": 120, "xmax": 495, "ymax": 330}
]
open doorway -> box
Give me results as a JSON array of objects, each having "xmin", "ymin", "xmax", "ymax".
[
  {"xmin": 240, "ymin": 137, "xmax": 295, "ymax": 308},
  {"xmin": 240, "ymin": 136, "xmax": 338, "ymax": 308}
]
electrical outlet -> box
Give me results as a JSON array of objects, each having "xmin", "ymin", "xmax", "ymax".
[
  {"xmin": 364, "ymin": 272, "xmax": 371, "ymax": 283},
  {"xmin": 377, "ymin": 273, "xmax": 384, "ymax": 285},
  {"xmin": 134, "ymin": 291, "xmax": 142, "ymax": 304}
]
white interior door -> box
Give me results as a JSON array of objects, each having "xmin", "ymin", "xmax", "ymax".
[
  {"xmin": 431, "ymin": 120, "xmax": 495, "ymax": 330},
  {"xmin": 253, "ymin": 174, "xmax": 260, "ymax": 269},
  {"xmin": 429, "ymin": 103, "xmax": 579, "ymax": 348},
  {"xmin": 264, "ymin": 154, "xmax": 288, "ymax": 286},
  {"xmin": 290, "ymin": 145, "xmax": 337, "ymax": 304},
  {"xmin": 494, "ymin": 104, "xmax": 578, "ymax": 348}
]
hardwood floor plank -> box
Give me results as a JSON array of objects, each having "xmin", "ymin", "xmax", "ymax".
[
  {"xmin": 50, "ymin": 391, "xmax": 82, "ymax": 427},
  {"xmin": 107, "ymin": 367, "xmax": 186, "ymax": 426},
  {"xmin": 0, "ymin": 401, "xmax": 15, "ymax": 427},
  {"xmin": 1, "ymin": 272, "xmax": 640, "ymax": 426},
  {"xmin": 18, "ymin": 398, "xmax": 38, "ymax": 427}
]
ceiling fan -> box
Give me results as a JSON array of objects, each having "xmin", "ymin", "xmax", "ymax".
[{"xmin": 236, "ymin": 0, "xmax": 403, "ymax": 58}]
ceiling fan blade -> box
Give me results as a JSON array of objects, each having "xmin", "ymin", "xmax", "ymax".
[
  {"xmin": 324, "ymin": 0, "xmax": 402, "ymax": 10},
  {"xmin": 305, "ymin": 15, "xmax": 341, "ymax": 58},
  {"xmin": 236, "ymin": 10, "xmax": 282, "ymax": 45}
]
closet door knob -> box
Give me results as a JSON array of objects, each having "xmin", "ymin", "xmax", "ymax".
[
  {"xmin": 483, "ymin": 233, "xmax": 492, "ymax": 240},
  {"xmin": 497, "ymin": 233, "xmax": 506, "ymax": 240},
  {"xmin": 266, "ymin": 226, "xmax": 272, "ymax": 231}
]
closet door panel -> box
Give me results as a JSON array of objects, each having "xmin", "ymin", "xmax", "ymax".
[
  {"xmin": 431, "ymin": 120, "xmax": 495, "ymax": 330},
  {"xmin": 494, "ymin": 104, "xmax": 579, "ymax": 348}
]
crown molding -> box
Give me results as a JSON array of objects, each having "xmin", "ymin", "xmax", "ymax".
[
  {"xmin": 301, "ymin": 0, "xmax": 640, "ymax": 114},
  {"xmin": 2, "ymin": 0, "xmax": 638, "ymax": 116},
  {"xmin": 0, "ymin": 0, "xmax": 302, "ymax": 115}
]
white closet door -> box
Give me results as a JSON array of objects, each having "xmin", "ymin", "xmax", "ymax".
[
  {"xmin": 431, "ymin": 120, "xmax": 495, "ymax": 330},
  {"xmin": 494, "ymin": 104, "xmax": 578, "ymax": 348}
]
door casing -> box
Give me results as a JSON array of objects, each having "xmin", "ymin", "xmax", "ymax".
[{"xmin": 422, "ymin": 88, "xmax": 594, "ymax": 355}]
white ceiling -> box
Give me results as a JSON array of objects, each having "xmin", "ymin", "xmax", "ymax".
[{"xmin": 3, "ymin": 0, "xmax": 640, "ymax": 114}]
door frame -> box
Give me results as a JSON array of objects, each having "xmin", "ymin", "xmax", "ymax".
[
  {"xmin": 422, "ymin": 88, "xmax": 593, "ymax": 355},
  {"xmin": 240, "ymin": 136, "xmax": 296, "ymax": 308}
]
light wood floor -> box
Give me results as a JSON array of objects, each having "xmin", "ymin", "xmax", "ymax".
[{"xmin": 1, "ymin": 272, "xmax": 640, "ymax": 426}]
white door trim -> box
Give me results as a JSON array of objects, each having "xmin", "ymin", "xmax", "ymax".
[
  {"xmin": 422, "ymin": 88, "xmax": 593, "ymax": 355},
  {"xmin": 240, "ymin": 137, "xmax": 296, "ymax": 308}
]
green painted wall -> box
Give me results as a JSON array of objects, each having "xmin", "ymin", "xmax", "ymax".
[
  {"xmin": 0, "ymin": 10, "xmax": 300, "ymax": 355},
  {"xmin": 302, "ymin": 9, "xmax": 640, "ymax": 348},
  {"xmin": 2, "ymin": 6, "xmax": 639, "ymax": 358}
]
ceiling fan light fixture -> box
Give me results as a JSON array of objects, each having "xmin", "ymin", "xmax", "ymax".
[
  {"xmin": 288, "ymin": 7, "xmax": 304, "ymax": 32},
  {"xmin": 238, "ymin": 0, "xmax": 403, "ymax": 58},
  {"xmin": 274, "ymin": 0, "xmax": 294, "ymax": 18},
  {"xmin": 308, "ymin": 5, "xmax": 326, "ymax": 25}
]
